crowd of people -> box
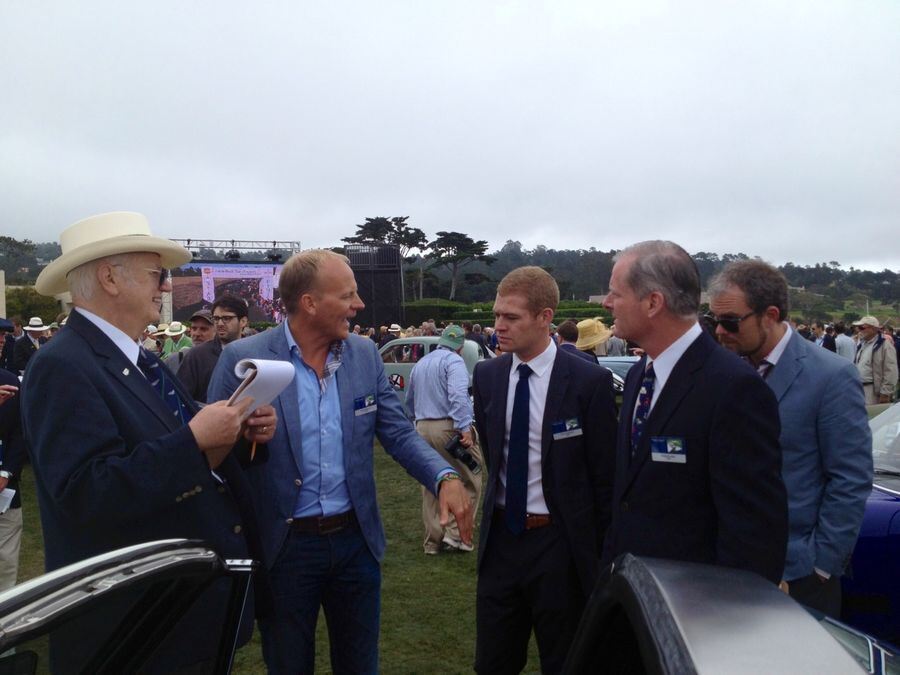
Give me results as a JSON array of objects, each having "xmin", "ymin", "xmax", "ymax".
[{"xmin": 0, "ymin": 210, "xmax": 896, "ymax": 673}]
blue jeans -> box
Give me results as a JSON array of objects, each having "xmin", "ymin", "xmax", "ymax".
[{"xmin": 260, "ymin": 525, "xmax": 381, "ymax": 674}]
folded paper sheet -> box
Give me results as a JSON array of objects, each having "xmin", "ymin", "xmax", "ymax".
[{"xmin": 226, "ymin": 358, "xmax": 296, "ymax": 421}]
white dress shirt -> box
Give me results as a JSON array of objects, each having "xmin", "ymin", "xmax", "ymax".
[
  {"xmin": 643, "ymin": 322, "xmax": 703, "ymax": 414},
  {"xmin": 761, "ymin": 324, "xmax": 793, "ymax": 369},
  {"xmin": 496, "ymin": 339, "xmax": 556, "ymax": 515},
  {"xmin": 75, "ymin": 307, "xmax": 141, "ymax": 366}
]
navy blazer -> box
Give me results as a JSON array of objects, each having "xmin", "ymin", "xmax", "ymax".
[
  {"xmin": 473, "ymin": 345, "xmax": 618, "ymax": 597},
  {"xmin": 12, "ymin": 336, "xmax": 36, "ymax": 375},
  {"xmin": 768, "ymin": 331, "xmax": 872, "ymax": 579},
  {"xmin": 559, "ymin": 342, "xmax": 598, "ymax": 364},
  {"xmin": 20, "ymin": 310, "xmax": 264, "ymax": 570},
  {"xmin": 0, "ymin": 368, "xmax": 25, "ymax": 509},
  {"xmin": 207, "ymin": 326, "xmax": 449, "ymax": 568},
  {"xmin": 602, "ymin": 331, "xmax": 789, "ymax": 584},
  {"xmin": 20, "ymin": 309, "xmax": 269, "ymax": 667}
]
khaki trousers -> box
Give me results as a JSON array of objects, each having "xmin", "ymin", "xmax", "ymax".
[
  {"xmin": 863, "ymin": 383, "xmax": 879, "ymax": 405},
  {"xmin": 0, "ymin": 507, "xmax": 22, "ymax": 591},
  {"xmin": 416, "ymin": 419, "xmax": 483, "ymax": 548}
]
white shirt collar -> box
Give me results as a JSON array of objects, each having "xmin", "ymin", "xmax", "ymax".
[
  {"xmin": 511, "ymin": 338, "xmax": 556, "ymax": 378},
  {"xmin": 647, "ymin": 322, "xmax": 703, "ymax": 401},
  {"xmin": 762, "ymin": 323, "xmax": 792, "ymax": 366},
  {"xmin": 74, "ymin": 307, "xmax": 141, "ymax": 366}
]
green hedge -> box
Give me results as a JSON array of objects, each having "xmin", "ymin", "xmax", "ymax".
[
  {"xmin": 400, "ymin": 299, "xmax": 611, "ymax": 327},
  {"xmin": 403, "ymin": 299, "xmax": 467, "ymax": 326},
  {"xmin": 451, "ymin": 312, "xmax": 612, "ymax": 329}
]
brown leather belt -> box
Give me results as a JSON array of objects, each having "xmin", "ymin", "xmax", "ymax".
[
  {"xmin": 495, "ymin": 508, "xmax": 552, "ymax": 530},
  {"xmin": 290, "ymin": 510, "xmax": 358, "ymax": 535}
]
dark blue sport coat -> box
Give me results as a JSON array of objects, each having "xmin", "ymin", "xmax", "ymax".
[
  {"xmin": 602, "ymin": 330, "xmax": 789, "ymax": 584},
  {"xmin": 473, "ymin": 345, "xmax": 618, "ymax": 598},
  {"xmin": 559, "ymin": 342, "xmax": 599, "ymax": 364},
  {"xmin": 21, "ymin": 309, "xmax": 262, "ymax": 570},
  {"xmin": 20, "ymin": 309, "xmax": 268, "ymax": 668}
]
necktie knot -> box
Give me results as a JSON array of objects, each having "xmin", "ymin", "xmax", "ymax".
[{"xmin": 517, "ymin": 363, "xmax": 533, "ymax": 380}]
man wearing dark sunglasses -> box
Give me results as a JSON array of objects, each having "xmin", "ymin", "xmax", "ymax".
[
  {"xmin": 708, "ymin": 260, "xmax": 872, "ymax": 618},
  {"xmin": 601, "ymin": 240, "xmax": 788, "ymax": 585}
]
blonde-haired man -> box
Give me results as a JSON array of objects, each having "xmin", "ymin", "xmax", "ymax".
[
  {"xmin": 209, "ymin": 248, "xmax": 473, "ymax": 674},
  {"xmin": 473, "ymin": 266, "xmax": 617, "ymax": 673}
]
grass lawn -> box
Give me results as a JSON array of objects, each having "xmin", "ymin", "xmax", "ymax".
[{"xmin": 17, "ymin": 447, "xmax": 541, "ymax": 673}]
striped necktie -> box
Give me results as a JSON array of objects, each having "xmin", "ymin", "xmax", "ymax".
[
  {"xmin": 630, "ymin": 362, "xmax": 655, "ymax": 460},
  {"xmin": 137, "ymin": 347, "xmax": 194, "ymax": 424}
]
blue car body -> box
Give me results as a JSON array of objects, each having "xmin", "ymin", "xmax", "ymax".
[{"xmin": 842, "ymin": 402, "xmax": 900, "ymax": 645}]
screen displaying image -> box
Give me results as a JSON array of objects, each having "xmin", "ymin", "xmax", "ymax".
[{"xmin": 170, "ymin": 262, "xmax": 285, "ymax": 323}]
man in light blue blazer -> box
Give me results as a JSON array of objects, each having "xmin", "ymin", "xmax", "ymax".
[
  {"xmin": 710, "ymin": 260, "xmax": 872, "ymax": 618},
  {"xmin": 208, "ymin": 249, "xmax": 473, "ymax": 675}
]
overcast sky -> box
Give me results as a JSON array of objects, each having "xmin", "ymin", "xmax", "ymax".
[{"xmin": 1, "ymin": 1, "xmax": 897, "ymax": 271}]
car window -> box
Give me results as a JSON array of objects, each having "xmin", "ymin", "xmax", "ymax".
[
  {"xmin": 596, "ymin": 358, "xmax": 639, "ymax": 379},
  {"xmin": 871, "ymin": 403, "xmax": 900, "ymax": 472},
  {"xmin": 381, "ymin": 343, "xmax": 428, "ymax": 364}
]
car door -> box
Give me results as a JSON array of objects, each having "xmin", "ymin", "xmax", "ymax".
[
  {"xmin": 0, "ymin": 539, "xmax": 255, "ymax": 674},
  {"xmin": 381, "ymin": 340, "xmax": 433, "ymax": 405}
]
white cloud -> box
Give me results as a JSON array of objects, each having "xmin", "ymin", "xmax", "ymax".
[{"xmin": 1, "ymin": 0, "xmax": 897, "ymax": 270}]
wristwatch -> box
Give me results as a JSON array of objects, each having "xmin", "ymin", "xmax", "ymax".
[{"xmin": 0, "ymin": 471, "xmax": 12, "ymax": 479}]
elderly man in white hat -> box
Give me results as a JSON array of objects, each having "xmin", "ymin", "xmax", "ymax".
[
  {"xmin": 20, "ymin": 211, "xmax": 277, "ymax": 671},
  {"xmin": 853, "ymin": 315, "xmax": 898, "ymax": 404},
  {"xmin": 11, "ymin": 316, "xmax": 49, "ymax": 375}
]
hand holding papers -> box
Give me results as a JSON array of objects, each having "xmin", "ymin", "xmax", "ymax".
[
  {"xmin": 0, "ymin": 489, "xmax": 15, "ymax": 515},
  {"xmin": 227, "ymin": 358, "xmax": 295, "ymax": 421}
]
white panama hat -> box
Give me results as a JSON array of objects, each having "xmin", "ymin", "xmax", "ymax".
[
  {"xmin": 164, "ymin": 321, "xmax": 188, "ymax": 336},
  {"xmin": 23, "ymin": 316, "xmax": 50, "ymax": 332},
  {"xmin": 35, "ymin": 211, "xmax": 191, "ymax": 297}
]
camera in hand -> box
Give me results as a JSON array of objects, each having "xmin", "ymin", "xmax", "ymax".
[{"xmin": 445, "ymin": 435, "xmax": 481, "ymax": 475}]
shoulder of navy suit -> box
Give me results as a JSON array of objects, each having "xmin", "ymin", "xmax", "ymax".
[{"xmin": 474, "ymin": 350, "xmax": 511, "ymax": 376}]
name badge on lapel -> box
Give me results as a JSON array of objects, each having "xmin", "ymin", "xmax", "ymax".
[
  {"xmin": 650, "ymin": 436, "xmax": 686, "ymax": 464},
  {"xmin": 354, "ymin": 394, "xmax": 377, "ymax": 416},
  {"xmin": 552, "ymin": 418, "xmax": 583, "ymax": 440}
]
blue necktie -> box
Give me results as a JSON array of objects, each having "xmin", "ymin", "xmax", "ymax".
[
  {"xmin": 506, "ymin": 363, "xmax": 532, "ymax": 535},
  {"xmin": 137, "ymin": 347, "xmax": 194, "ymax": 425},
  {"xmin": 630, "ymin": 362, "xmax": 655, "ymax": 460}
]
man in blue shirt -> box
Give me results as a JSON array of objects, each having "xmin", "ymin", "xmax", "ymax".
[
  {"xmin": 208, "ymin": 249, "xmax": 473, "ymax": 674},
  {"xmin": 407, "ymin": 324, "xmax": 483, "ymax": 554}
]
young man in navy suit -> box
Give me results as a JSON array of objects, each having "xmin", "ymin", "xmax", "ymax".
[
  {"xmin": 709, "ymin": 260, "xmax": 872, "ymax": 617},
  {"xmin": 601, "ymin": 241, "xmax": 788, "ymax": 584},
  {"xmin": 472, "ymin": 266, "xmax": 618, "ymax": 674}
]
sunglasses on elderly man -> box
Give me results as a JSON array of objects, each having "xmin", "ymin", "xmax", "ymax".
[
  {"xmin": 143, "ymin": 267, "xmax": 171, "ymax": 288},
  {"xmin": 705, "ymin": 311, "xmax": 756, "ymax": 333},
  {"xmin": 109, "ymin": 264, "xmax": 171, "ymax": 288}
]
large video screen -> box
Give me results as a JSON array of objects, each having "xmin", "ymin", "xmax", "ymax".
[{"xmin": 170, "ymin": 262, "xmax": 284, "ymax": 323}]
